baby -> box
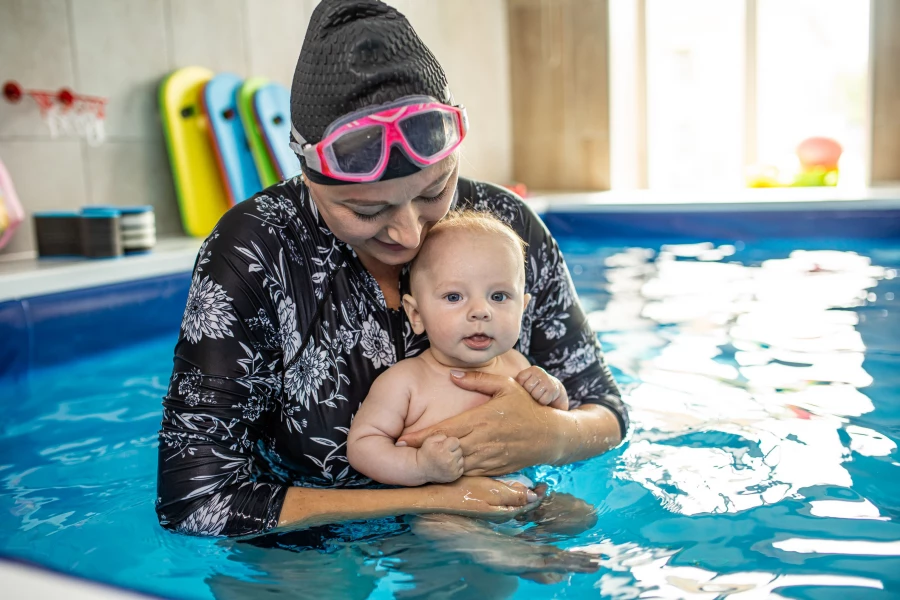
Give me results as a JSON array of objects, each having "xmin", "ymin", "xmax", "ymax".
[
  {"xmin": 347, "ymin": 210, "xmax": 567, "ymax": 486},
  {"xmin": 347, "ymin": 210, "xmax": 600, "ymax": 580}
]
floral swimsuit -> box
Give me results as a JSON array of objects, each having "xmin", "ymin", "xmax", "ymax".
[{"xmin": 156, "ymin": 176, "xmax": 628, "ymax": 537}]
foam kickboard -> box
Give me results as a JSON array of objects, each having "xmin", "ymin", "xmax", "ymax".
[
  {"xmin": 0, "ymin": 157, "xmax": 24, "ymax": 250},
  {"xmin": 237, "ymin": 77, "xmax": 280, "ymax": 188},
  {"xmin": 253, "ymin": 83, "xmax": 302, "ymax": 181},
  {"xmin": 202, "ymin": 73, "xmax": 262, "ymax": 205},
  {"xmin": 159, "ymin": 66, "xmax": 230, "ymax": 238}
]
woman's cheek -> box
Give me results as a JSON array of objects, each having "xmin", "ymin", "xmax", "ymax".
[
  {"xmin": 339, "ymin": 220, "xmax": 382, "ymax": 243},
  {"xmin": 424, "ymin": 197, "xmax": 454, "ymax": 223}
]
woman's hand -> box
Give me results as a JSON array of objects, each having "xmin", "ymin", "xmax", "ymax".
[
  {"xmin": 397, "ymin": 371, "xmax": 566, "ymax": 476},
  {"xmin": 422, "ymin": 476, "xmax": 543, "ymax": 520},
  {"xmin": 397, "ymin": 370, "xmax": 623, "ymax": 475}
]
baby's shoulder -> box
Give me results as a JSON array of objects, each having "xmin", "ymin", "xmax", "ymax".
[
  {"xmin": 376, "ymin": 355, "xmax": 431, "ymax": 386},
  {"xmin": 497, "ymin": 349, "xmax": 532, "ymax": 374}
]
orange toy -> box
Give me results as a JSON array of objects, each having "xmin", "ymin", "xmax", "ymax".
[{"xmin": 796, "ymin": 137, "xmax": 842, "ymax": 170}]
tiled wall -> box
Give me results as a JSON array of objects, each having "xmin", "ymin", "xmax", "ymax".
[{"xmin": 0, "ymin": 0, "xmax": 513, "ymax": 256}]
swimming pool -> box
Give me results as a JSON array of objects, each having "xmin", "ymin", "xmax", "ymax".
[{"xmin": 1, "ymin": 201, "xmax": 899, "ymax": 598}]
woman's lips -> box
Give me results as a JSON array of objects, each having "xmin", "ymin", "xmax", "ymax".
[
  {"xmin": 463, "ymin": 334, "xmax": 493, "ymax": 350},
  {"xmin": 374, "ymin": 239, "xmax": 407, "ymax": 252}
]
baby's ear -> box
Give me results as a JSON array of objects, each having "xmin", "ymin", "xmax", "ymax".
[
  {"xmin": 522, "ymin": 293, "xmax": 532, "ymax": 310},
  {"xmin": 402, "ymin": 294, "xmax": 426, "ymax": 334}
]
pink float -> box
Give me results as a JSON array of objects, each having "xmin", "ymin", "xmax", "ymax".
[{"xmin": 0, "ymin": 157, "xmax": 25, "ymax": 250}]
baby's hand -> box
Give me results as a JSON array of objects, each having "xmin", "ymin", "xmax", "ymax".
[
  {"xmin": 516, "ymin": 366, "xmax": 569, "ymax": 410},
  {"xmin": 416, "ymin": 434, "xmax": 464, "ymax": 483}
]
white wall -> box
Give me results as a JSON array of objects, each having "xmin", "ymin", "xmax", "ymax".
[
  {"xmin": 388, "ymin": 0, "xmax": 513, "ymax": 186},
  {"xmin": 0, "ymin": 0, "xmax": 512, "ymax": 256}
]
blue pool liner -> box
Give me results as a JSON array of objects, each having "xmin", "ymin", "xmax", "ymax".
[
  {"xmin": 3, "ymin": 200, "xmax": 900, "ymax": 379},
  {"xmin": 0, "ymin": 271, "xmax": 191, "ymax": 380}
]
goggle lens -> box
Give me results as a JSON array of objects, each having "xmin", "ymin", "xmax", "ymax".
[
  {"xmin": 399, "ymin": 109, "xmax": 460, "ymax": 158},
  {"xmin": 330, "ymin": 125, "xmax": 384, "ymax": 175}
]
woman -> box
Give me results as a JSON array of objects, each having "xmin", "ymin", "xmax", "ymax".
[{"xmin": 157, "ymin": 0, "xmax": 627, "ymax": 540}]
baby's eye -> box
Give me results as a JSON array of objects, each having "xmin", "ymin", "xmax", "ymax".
[
  {"xmin": 491, "ymin": 292, "xmax": 509, "ymax": 302},
  {"xmin": 445, "ymin": 293, "xmax": 462, "ymax": 303}
]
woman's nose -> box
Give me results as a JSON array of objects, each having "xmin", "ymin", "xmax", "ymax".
[{"xmin": 386, "ymin": 205, "xmax": 423, "ymax": 249}]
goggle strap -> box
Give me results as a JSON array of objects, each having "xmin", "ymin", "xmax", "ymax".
[{"xmin": 290, "ymin": 123, "xmax": 322, "ymax": 172}]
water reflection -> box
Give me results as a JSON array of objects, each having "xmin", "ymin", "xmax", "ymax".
[
  {"xmin": 206, "ymin": 531, "xmax": 526, "ymax": 600},
  {"xmin": 573, "ymin": 540, "xmax": 883, "ymax": 599},
  {"xmin": 587, "ymin": 245, "xmax": 895, "ymax": 516}
]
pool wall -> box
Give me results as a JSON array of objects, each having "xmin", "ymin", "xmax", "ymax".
[
  {"xmin": 0, "ymin": 272, "xmax": 191, "ymax": 380},
  {"xmin": 536, "ymin": 196, "xmax": 900, "ymax": 241},
  {"xmin": 1, "ymin": 193, "xmax": 899, "ymax": 382}
]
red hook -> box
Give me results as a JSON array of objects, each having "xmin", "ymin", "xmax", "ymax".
[
  {"xmin": 3, "ymin": 81, "xmax": 23, "ymax": 103},
  {"xmin": 57, "ymin": 88, "xmax": 75, "ymax": 107}
]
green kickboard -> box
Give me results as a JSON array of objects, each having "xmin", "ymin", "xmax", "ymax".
[{"xmin": 237, "ymin": 78, "xmax": 280, "ymax": 188}]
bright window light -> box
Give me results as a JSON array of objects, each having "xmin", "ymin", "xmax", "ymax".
[
  {"xmin": 645, "ymin": 0, "xmax": 745, "ymax": 190},
  {"xmin": 756, "ymin": 0, "xmax": 870, "ymax": 187}
]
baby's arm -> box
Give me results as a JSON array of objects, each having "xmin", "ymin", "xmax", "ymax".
[
  {"xmin": 347, "ymin": 364, "xmax": 463, "ymax": 486},
  {"xmin": 516, "ymin": 365, "xmax": 569, "ymax": 410}
]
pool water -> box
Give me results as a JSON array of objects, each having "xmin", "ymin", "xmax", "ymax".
[{"xmin": 1, "ymin": 237, "xmax": 899, "ymax": 599}]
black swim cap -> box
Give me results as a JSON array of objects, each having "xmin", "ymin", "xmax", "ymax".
[{"xmin": 291, "ymin": 0, "xmax": 452, "ymax": 185}]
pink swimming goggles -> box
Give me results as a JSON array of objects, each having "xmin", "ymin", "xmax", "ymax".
[{"xmin": 290, "ymin": 95, "xmax": 468, "ymax": 183}]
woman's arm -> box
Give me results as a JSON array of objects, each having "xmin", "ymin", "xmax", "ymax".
[
  {"xmin": 396, "ymin": 371, "xmax": 620, "ymax": 475},
  {"xmin": 277, "ymin": 476, "xmax": 540, "ymax": 530},
  {"xmin": 157, "ymin": 203, "xmax": 304, "ymax": 537}
]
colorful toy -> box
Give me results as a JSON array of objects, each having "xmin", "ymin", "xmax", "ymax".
[
  {"xmin": 792, "ymin": 137, "xmax": 841, "ymax": 187},
  {"xmin": 746, "ymin": 136, "xmax": 842, "ymax": 188},
  {"xmin": 0, "ymin": 191, "xmax": 8, "ymax": 236},
  {"xmin": 159, "ymin": 67, "xmax": 230, "ymax": 237},
  {"xmin": 253, "ymin": 82, "xmax": 302, "ymax": 181},
  {"xmin": 0, "ymin": 157, "xmax": 25, "ymax": 250},
  {"xmin": 202, "ymin": 73, "xmax": 262, "ymax": 205},
  {"xmin": 746, "ymin": 165, "xmax": 785, "ymax": 188},
  {"xmin": 237, "ymin": 78, "xmax": 280, "ymax": 187},
  {"xmin": 796, "ymin": 137, "xmax": 842, "ymax": 171}
]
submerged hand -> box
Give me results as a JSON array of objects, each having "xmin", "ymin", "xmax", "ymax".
[
  {"xmin": 518, "ymin": 490, "xmax": 598, "ymax": 537},
  {"xmin": 396, "ymin": 370, "xmax": 564, "ymax": 476}
]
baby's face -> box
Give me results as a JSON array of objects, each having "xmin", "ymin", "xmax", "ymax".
[{"xmin": 404, "ymin": 230, "xmax": 530, "ymax": 368}]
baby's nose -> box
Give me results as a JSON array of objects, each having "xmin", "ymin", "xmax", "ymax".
[{"xmin": 468, "ymin": 304, "xmax": 491, "ymax": 320}]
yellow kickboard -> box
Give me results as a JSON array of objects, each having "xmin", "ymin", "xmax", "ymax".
[{"xmin": 160, "ymin": 66, "xmax": 230, "ymax": 238}]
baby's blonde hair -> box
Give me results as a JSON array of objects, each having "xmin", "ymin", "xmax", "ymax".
[
  {"xmin": 417, "ymin": 209, "xmax": 526, "ymax": 260},
  {"xmin": 409, "ymin": 210, "xmax": 527, "ymax": 292}
]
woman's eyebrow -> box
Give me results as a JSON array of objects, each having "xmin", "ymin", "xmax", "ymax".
[
  {"xmin": 420, "ymin": 170, "xmax": 452, "ymax": 195},
  {"xmin": 343, "ymin": 199, "xmax": 390, "ymax": 207},
  {"xmin": 432, "ymin": 165, "xmax": 454, "ymax": 186}
]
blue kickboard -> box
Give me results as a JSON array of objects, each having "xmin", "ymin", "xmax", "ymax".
[
  {"xmin": 253, "ymin": 83, "xmax": 302, "ymax": 181},
  {"xmin": 202, "ymin": 73, "xmax": 262, "ymax": 204}
]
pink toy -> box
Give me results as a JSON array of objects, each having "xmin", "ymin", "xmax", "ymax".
[
  {"xmin": 796, "ymin": 137, "xmax": 842, "ymax": 170},
  {"xmin": 0, "ymin": 157, "xmax": 25, "ymax": 250}
]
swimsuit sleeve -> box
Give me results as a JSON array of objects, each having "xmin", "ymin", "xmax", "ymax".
[
  {"xmin": 156, "ymin": 205, "xmax": 290, "ymax": 537},
  {"xmin": 461, "ymin": 179, "xmax": 629, "ymax": 437},
  {"xmin": 524, "ymin": 213, "xmax": 630, "ymax": 436}
]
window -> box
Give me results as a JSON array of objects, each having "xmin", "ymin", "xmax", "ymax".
[
  {"xmin": 755, "ymin": 0, "xmax": 870, "ymax": 186},
  {"xmin": 610, "ymin": 0, "xmax": 871, "ymax": 190}
]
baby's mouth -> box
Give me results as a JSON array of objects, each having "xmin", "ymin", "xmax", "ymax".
[{"xmin": 463, "ymin": 334, "xmax": 493, "ymax": 350}]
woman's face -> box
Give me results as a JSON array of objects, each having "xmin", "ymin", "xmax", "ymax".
[{"xmin": 306, "ymin": 154, "xmax": 459, "ymax": 269}]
